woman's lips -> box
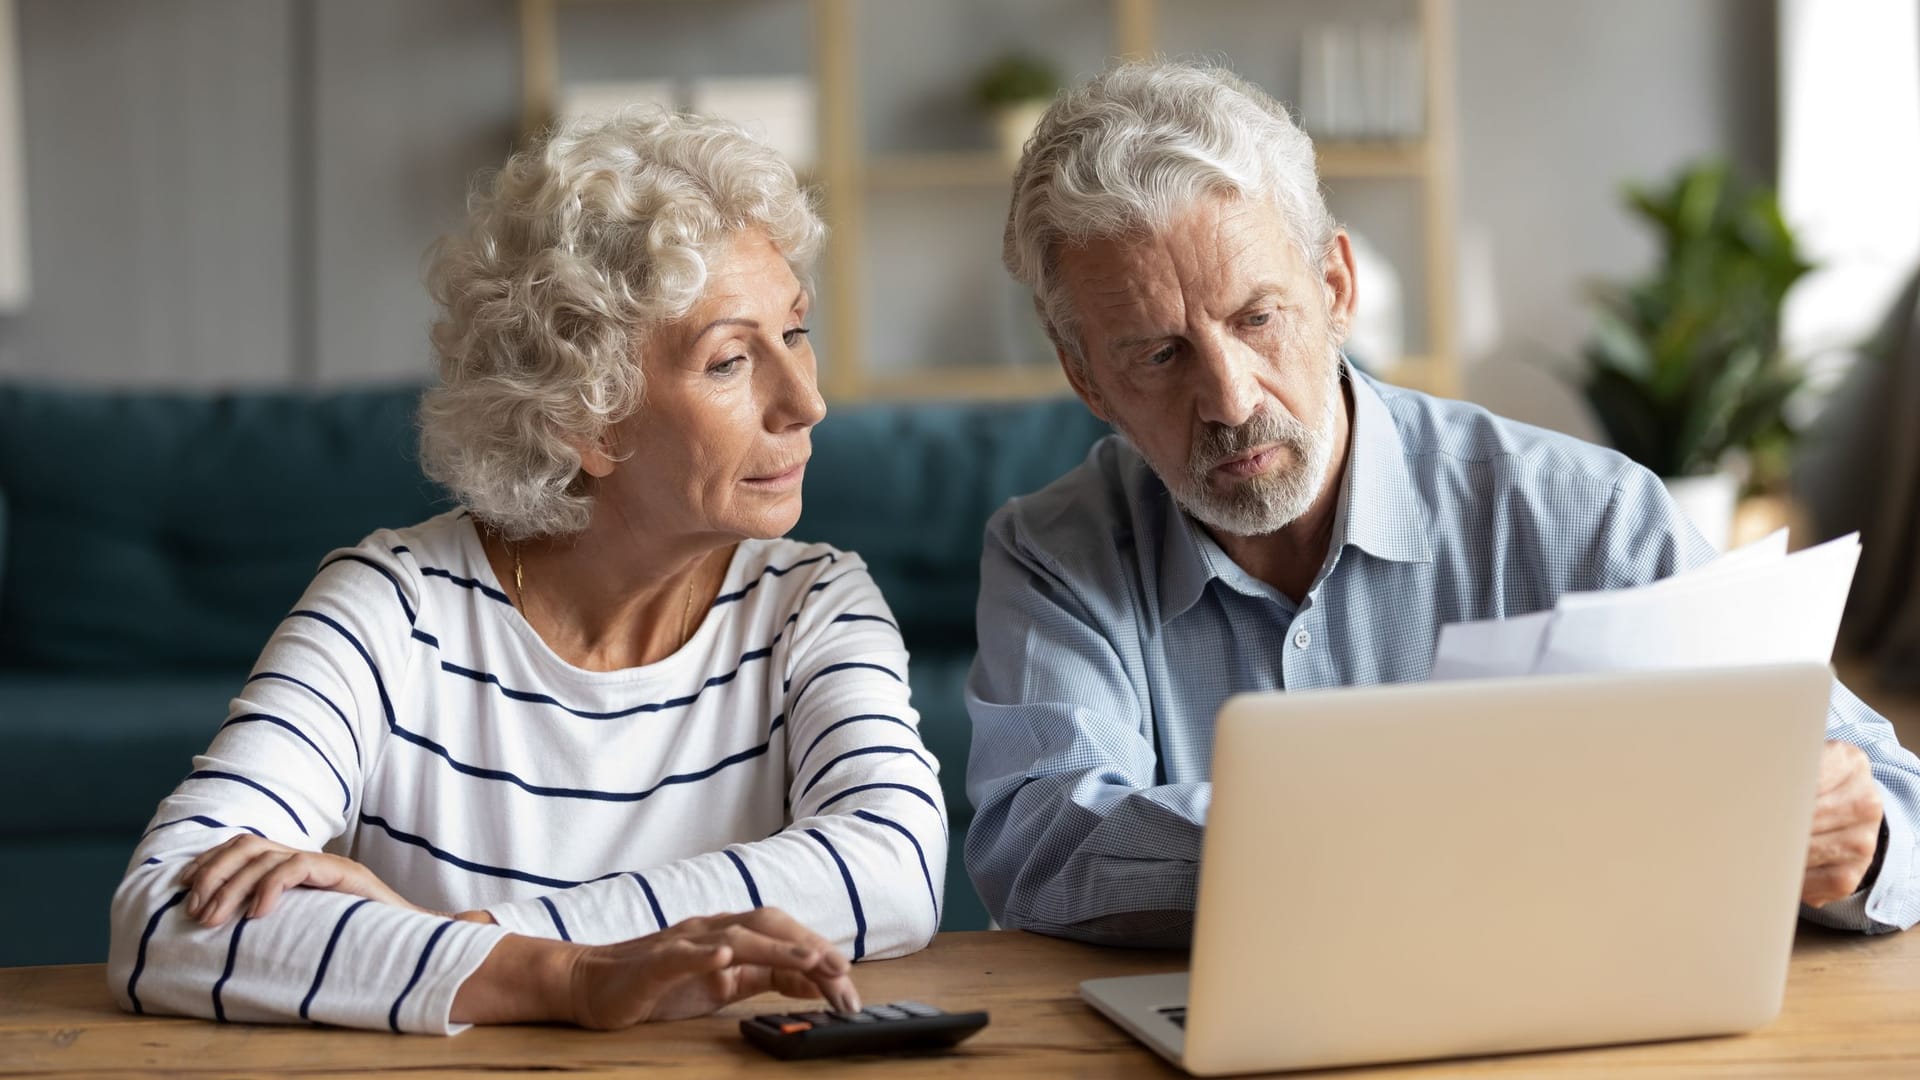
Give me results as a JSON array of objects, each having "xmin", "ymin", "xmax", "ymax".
[
  {"xmin": 1212, "ymin": 444, "xmax": 1281, "ymax": 479},
  {"xmin": 743, "ymin": 460, "xmax": 808, "ymax": 489}
]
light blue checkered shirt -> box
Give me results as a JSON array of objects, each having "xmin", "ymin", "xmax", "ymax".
[{"xmin": 964, "ymin": 370, "xmax": 1920, "ymax": 946}]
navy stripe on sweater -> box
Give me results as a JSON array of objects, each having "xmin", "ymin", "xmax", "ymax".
[
  {"xmin": 385, "ymin": 713, "xmax": 787, "ymax": 803},
  {"xmin": 854, "ymin": 809, "xmax": 939, "ymax": 923},
  {"xmin": 186, "ymin": 771, "xmax": 308, "ymax": 836},
  {"xmin": 127, "ymin": 889, "xmax": 190, "ymax": 1014},
  {"xmin": 211, "ymin": 915, "xmax": 250, "ymax": 1022},
  {"xmin": 389, "ymin": 921, "xmax": 455, "ymax": 1032},
  {"xmin": 806, "ymin": 829, "xmax": 866, "ymax": 961},
  {"xmin": 794, "ymin": 714, "xmax": 915, "ymax": 773},
  {"xmin": 318, "ymin": 554, "xmax": 416, "ymax": 625},
  {"xmin": 220, "ymin": 713, "xmax": 350, "ymax": 815},
  {"xmin": 800, "ymin": 746, "xmax": 933, "ymax": 798},
  {"xmin": 628, "ymin": 872, "xmax": 669, "ymax": 930},
  {"xmin": 538, "ymin": 897, "xmax": 572, "ymax": 942},
  {"xmin": 300, "ymin": 898, "xmax": 371, "ymax": 1020},
  {"xmin": 725, "ymin": 850, "xmax": 764, "ymax": 908},
  {"xmin": 789, "ymin": 661, "xmax": 902, "ymax": 710},
  {"xmin": 245, "ymin": 671, "xmax": 361, "ymax": 769},
  {"xmin": 711, "ymin": 552, "xmax": 837, "ymax": 606},
  {"xmin": 359, "ymin": 812, "xmax": 582, "ymax": 889},
  {"xmin": 143, "ymin": 815, "xmax": 266, "ymax": 841},
  {"xmin": 816, "ymin": 782, "xmax": 943, "ymax": 822},
  {"xmin": 417, "ymin": 565, "xmax": 512, "ymax": 607}
]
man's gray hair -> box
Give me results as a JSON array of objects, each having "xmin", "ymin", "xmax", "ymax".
[
  {"xmin": 420, "ymin": 109, "xmax": 823, "ymax": 540},
  {"xmin": 1003, "ymin": 60, "xmax": 1335, "ymax": 363}
]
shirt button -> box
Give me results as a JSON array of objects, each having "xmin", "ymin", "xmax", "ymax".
[{"xmin": 1293, "ymin": 629, "xmax": 1311, "ymax": 649}]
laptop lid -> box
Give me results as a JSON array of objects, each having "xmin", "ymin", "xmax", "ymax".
[{"xmin": 1180, "ymin": 663, "xmax": 1832, "ymax": 1076}]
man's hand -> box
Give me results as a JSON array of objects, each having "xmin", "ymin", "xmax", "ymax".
[
  {"xmin": 178, "ymin": 835, "xmax": 424, "ymax": 927},
  {"xmin": 452, "ymin": 907, "xmax": 860, "ymax": 1028},
  {"xmin": 1803, "ymin": 741, "xmax": 1885, "ymax": 908}
]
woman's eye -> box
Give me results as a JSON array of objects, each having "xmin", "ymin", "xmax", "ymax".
[
  {"xmin": 783, "ymin": 326, "xmax": 811, "ymax": 348},
  {"xmin": 710, "ymin": 357, "xmax": 745, "ymax": 377}
]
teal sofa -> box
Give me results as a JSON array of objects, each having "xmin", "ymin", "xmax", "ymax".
[{"xmin": 0, "ymin": 382, "xmax": 1109, "ymax": 965}]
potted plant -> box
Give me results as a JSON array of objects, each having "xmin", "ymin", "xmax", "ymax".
[
  {"xmin": 1577, "ymin": 160, "xmax": 1814, "ymax": 549},
  {"xmin": 973, "ymin": 51, "xmax": 1061, "ymax": 165}
]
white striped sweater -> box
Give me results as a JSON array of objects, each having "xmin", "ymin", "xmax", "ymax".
[{"xmin": 107, "ymin": 510, "xmax": 947, "ymax": 1034}]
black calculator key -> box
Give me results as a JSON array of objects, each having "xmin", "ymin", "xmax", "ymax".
[{"xmin": 896, "ymin": 1002, "xmax": 940, "ymax": 1017}]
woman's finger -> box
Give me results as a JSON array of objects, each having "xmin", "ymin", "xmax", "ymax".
[
  {"xmin": 185, "ymin": 839, "xmax": 279, "ymax": 916},
  {"xmin": 247, "ymin": 854, "xmax": 325, "ymax": 919},
  {"xmin": 178, "ymin": 835, "xmax": 253, "ymax": 888},
  {"xmin": 201, "ymin": 851, "xmax": 295, "ymax": 927},
  {"xmin": 734, "ymin": 907, "xmax": 848, "ymax": 973},
  {"xmin": 706, "ymin": 927, "xmax": 859, "ymax": 1012}
]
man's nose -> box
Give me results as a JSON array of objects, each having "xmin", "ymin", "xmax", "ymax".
[{"xmin": 1191, "ymin": 335, "xmax": 1261, "ymax": 429}]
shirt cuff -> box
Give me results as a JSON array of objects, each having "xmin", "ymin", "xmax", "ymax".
[
  {"xmin": 407, "ymin": 920, "xmax": 511, "ymax": 1035},
  {"xmin": 1802, "ymin": 786, "xmax": 1916, "ymax": 934}
]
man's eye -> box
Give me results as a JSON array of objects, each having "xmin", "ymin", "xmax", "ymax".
[
  {"xmin": 783, "ymin": 327, "xmax": 811, "ymax": 348},
  {"xmin": 1147, "ymin": 345, "xmax": 1177, "ymax": 366},
  {"xmin": 1246, "ymin": 312, "xmax": 1272, "ymax": 327}
]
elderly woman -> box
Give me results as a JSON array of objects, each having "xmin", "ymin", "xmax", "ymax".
[{"xmin": 106, "ymin": 111, "xmax": 945, "ymax": 1034}]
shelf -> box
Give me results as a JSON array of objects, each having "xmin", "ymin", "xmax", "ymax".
[
  {"xmin": 1314, "ymin": 140, "xmax": 1429, "ymax": 179},
  {"xmin": 866, "ymin": 152, "xmax": 1014, "ymax": 191},
  {"xmin": 859, "ymin": 364, "xmax": 1070, "ymax": 401},
  {"xmin": 1376, "ymin": 352, "xmax": 1459, "ymax": 398}
]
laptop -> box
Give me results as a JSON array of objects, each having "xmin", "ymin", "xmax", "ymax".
[{"xmin": 1081, "ymin": 663, "xmax": 1834, "ymax": 1076}]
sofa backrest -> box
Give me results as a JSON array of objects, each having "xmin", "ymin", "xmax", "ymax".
[
  {"xmin": 0, "ymin": 383, "xmax": 1109, "ymax": 671},
  {"xmin": 0, "ymin": 385, "xmax": 448, "ymax": 670}
]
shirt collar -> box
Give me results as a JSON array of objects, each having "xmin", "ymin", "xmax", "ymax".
[{"xmin": 1157, "ymin": 364, "xmax": 1435, "ymax": 622}]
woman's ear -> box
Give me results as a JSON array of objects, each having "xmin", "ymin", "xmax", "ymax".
[{"xmin": 575, "ymin": 434, "xmax": 617, "ymax": 479}]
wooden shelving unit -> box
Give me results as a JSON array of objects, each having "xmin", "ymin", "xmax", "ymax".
[{"xmin": 519, "ymin": 0, "xmax": 1458, "ymax": 401}]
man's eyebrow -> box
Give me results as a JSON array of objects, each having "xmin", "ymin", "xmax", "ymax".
[{"xmin": 1239, "ymin": 282, "xmax": 1289, "ymax": 308}]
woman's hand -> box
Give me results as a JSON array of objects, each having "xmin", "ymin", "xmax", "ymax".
[
  {"xmin": 177, "ymin": 835, "xmax": 425, "ymax": 927},
  {"xmin": 453, "ymin": 907, "xmax": 860, "ymax": 1028}
]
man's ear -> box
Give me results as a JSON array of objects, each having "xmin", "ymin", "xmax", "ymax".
[
  {"xmin": 1322, "ymin": 229, "xmax": 1358, "ymax": 342},
  {"xmin": 1057, "ymin": 344, "xmax": 1111, "ymax": 424}
]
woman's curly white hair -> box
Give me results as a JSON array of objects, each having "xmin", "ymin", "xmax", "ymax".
[{"xmin": 419, "ymin": 109, "xmax": 824, "ymax": 540}]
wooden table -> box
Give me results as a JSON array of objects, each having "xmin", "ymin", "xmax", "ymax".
[{"xmin": 4, "ymin": 927, "xmax": 1920, "ymax": 1077}]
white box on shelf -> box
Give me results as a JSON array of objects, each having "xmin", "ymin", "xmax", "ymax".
[{"xmin": 688, "ymin": 77, "xmax": 817, "ymax": 174}]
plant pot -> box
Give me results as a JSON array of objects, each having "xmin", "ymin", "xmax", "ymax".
[
  {"xmin": 1662, "ymin": 472, "xmax": 1740, "ymax": 552},
  {"xmin": 993, "ymin": 101, "xmax": 1050, "ymax": 165}
]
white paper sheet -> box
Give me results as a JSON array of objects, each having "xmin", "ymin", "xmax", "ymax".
[{"xmin": 1428, "ymin": 532, "xmax": 1860, "ymax": 681}]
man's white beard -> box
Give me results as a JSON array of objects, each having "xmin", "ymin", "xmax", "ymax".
[{"xmin": 1134, "ymin": 351, "xmax": 1344, "ymax": 538}]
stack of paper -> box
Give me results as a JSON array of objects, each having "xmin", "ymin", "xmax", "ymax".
[{"xmin": 1429, "ymin": 531, "xmax": 1862, "ymax": 681}]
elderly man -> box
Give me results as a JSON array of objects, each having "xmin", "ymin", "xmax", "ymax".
[{"xmin": 965, "ymin": 60, "xmax": 1919, "ymax": 947}]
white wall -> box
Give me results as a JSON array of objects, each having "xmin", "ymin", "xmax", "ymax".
[{"xmin": 1453, "ymin": 0, "xmax": 1775, "ymax": 438}]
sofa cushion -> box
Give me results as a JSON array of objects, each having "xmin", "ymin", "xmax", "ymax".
[
  {"xmin": 0, "ymin": 672, "xmax": 240, "ymax": 835},
  {"xmin": 0, "ymin": 385, "xmax": 450, "ymax": 670},
  {"xmin": 796, "ymin": 396, "xmax": 1109, "ymax": 651}
]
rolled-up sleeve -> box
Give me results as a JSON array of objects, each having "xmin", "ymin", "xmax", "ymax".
[{"xmin": 964, "ymin": 507, "xmax": 1207, "ymax": 946}]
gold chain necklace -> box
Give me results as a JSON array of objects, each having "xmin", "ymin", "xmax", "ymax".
[{"xmin": 507, "ymin": 538, "xmax": 700, "ymax": 648}]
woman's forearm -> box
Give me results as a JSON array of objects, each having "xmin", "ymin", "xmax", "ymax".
[{"xmin": 450, "ymin": 932, "xmax": 583, "ymax": 1025}]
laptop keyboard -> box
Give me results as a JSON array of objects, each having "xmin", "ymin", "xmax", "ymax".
[{"xmin": 1157, "ymin": 1006, "xmax": 1187, "ymax": 1029}]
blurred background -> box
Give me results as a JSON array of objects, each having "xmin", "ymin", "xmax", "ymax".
[{"xmin": 0, "ymin": 0, "xmax": 1917, "ymax": 964}]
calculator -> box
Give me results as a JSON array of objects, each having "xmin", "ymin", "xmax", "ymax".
[{"xmin": 739, "ymin": 1000, "xmax": 990, "ymax": 1059}]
